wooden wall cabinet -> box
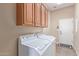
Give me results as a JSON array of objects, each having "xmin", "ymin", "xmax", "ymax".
[
  {"xmin": 24, "ymin": 3, "xmax": 34, "ymax": 26},
  {"xmin": 45, "ymin": 7, "xmax": 48, "ymax": 27},
  {"xmin": 16, "ymin": 3, "xmax": 48, "ymax": 27},
  {"xmin": 34, "ymin": 3, "xmax": 41, "ymax": 27},
  {"xmin": 41, "ymin": 4, "xmax": 46, "ymax": 27},
  {"xmin": 16, "ymin": 3, "xmax": 34, "ymax": 26},
  {"xmin": 16, "ymin": 3, "xmax": 24, "ymax": 25}
]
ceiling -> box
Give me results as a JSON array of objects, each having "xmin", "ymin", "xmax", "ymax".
[{"xmin": 44, "ymin": 3, "xmax": 75, "ymax": 11}]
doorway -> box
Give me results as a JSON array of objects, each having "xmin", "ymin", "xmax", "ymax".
[{"xmin": 58, "ymin": 18, "xmax": 74, "ymax": 46}]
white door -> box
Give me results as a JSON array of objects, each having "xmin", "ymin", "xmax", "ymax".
[{"xmin": 58, "ymin": 18, "xmax": 73, "ymax": 45}]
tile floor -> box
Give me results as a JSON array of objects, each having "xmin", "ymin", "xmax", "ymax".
[{"xmin": 56, "ymin": 45, "xmax": 77, "ymax": 56}]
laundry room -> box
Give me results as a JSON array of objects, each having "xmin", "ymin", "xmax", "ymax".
[{"xmin": 0, "ymin": 2, "xmax": 79, "ymax": 56}]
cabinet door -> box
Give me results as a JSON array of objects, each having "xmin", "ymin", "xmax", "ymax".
[
  {"xmin": 16, "ymin": 3, "xmax": 24, "ymax": 25},
  {"xmin": 34, "ymin": 3, "xmax": 41, "ymax": 27},
  {"xmin": 24, "ymin": 3, "xmax": 34, "ymax": 26},
  {"xmin": 41, "ymin": 4, "xmax": 46, "ymax": 27},
  {"xmin": 45, "ymin": 8, "xmax": 48, "ymax": 27}
]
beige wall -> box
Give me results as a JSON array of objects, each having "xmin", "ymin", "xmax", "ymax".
[
  {"xmin": 50, "ymin": 6, "xmax": 75, "ymax": 43},
  {"xmin": 74, "ymin": 4, "xmax": 79, "ymax": 55},
  {"xmin": 0, "ymin": 3, "xmax": 44, "ymax": 56},
  {"xmin": 0, "ymin": 3, "xmax": 17, "ymax": 55}
]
